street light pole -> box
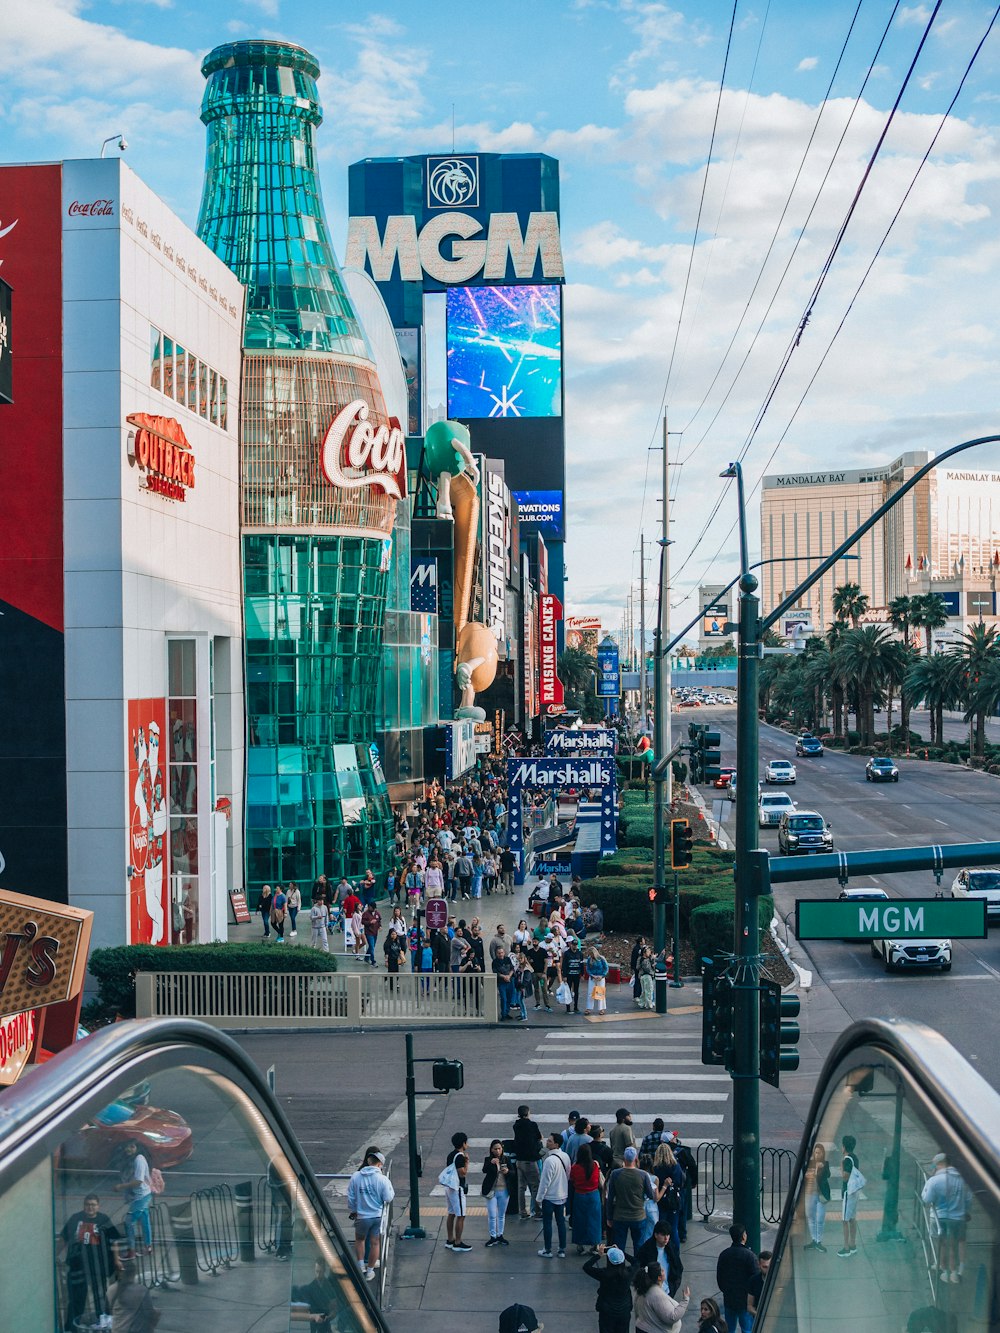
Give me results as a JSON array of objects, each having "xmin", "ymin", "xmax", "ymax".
[{"xmin": 724, "ymin": 432, "xmax": 1000, "ymax": 1250}]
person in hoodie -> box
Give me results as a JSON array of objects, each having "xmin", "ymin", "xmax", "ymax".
[{"xmin": 346, "ymin": 1149, "xmax": 395, "ymax": 1281}]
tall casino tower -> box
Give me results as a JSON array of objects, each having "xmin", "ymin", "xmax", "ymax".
[{"xmin": 197, "ymin": 40, "xmax": 401, "ymax": 900}]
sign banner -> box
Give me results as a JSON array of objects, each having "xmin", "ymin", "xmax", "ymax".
[
  {"xmin": 483, "ymin": 467, "xmax": 510, "ymax": 645},
  {"xmin": 546, "ymin": 728, "xmax": 617, "ymax": 755},
  {"xmin": 127, "ymin": 698, "xmax": 169, "ymax": 946},
  {"xmin": 0, "ymin": 889, "xmax": 92, "ymax": 1016},
  {"xmin": 444, "ymin": 720, "xmax": 478, "ymax": 780},
  {"xmin": 506, "ymin": 757, "xmax": 616, "ymax": 885},
  {"xmin": 410, "ymin": 556, "xmax": 439, "ymax": 613},
  {"xmin": 228, "ymin": 890, "xmax": 252, "ymax": 925},
  {"xmin": 0, "ymin": 1008, "xmax": 37, "ymax": 1086},
  {"xmin": 0, "ymin": 276, "xmax": 11, "ymax": 406},
  {"xmin": 796, "ymin": 897, "xmax": 987, "ymax": 941},
  {"xmin": 513, "ymin": 489, "xmax": 564, "ymax": 539},
  {"xmin": 566, "ymin": 615, "xmax": 600, "ymax": 656},
  {"xmin": 596, "ymin": 638, "xmax": 621, "ymax": 698},
  {"xmin": 538, "ymin": 593, "xmax": 564, "ymax": 711},
  {"xmin": 702, "ymin": 603, "xmax": 729, "ymax": 638}
]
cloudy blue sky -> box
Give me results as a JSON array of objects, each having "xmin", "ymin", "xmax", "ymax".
[{"xmin": 3, "ymin": 0, "xmax": 1000, "ymax": 641}]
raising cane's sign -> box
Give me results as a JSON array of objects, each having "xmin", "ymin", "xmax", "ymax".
[
  {"xmin": 538, "ymin": 592, "xmax": 565, "ymax": 712},
  {"xmin": 320, "ymin": 398, "xmax": 408, "ymax": 500},
  {"xmin": 127, "ymin": 413, "xmax": 196, "ymax": 502}
]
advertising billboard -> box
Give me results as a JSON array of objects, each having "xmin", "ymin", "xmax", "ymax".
[
  {"xmin": 127, "ymin": 698, "xmax": 169, "ymax": 947},
  {"xmin": 702, "ymin": 604, "xmax": 729, "ymax": 637},
  {"xmin": 512, "ymin": 489, "xmax": 564, "ymax": 540},
  {"xmin": 447, "ymin": 284, "xmax": 562, "ymax": 419},
  {"xmin": 0, "ymin": 277, "xmax": 11, "ymax": 405},
  {"xmin": 394, "ymin": 326, "xmax": 421, "ymax": 435},
  {"xmin": 482, "ymin": 466, "xmax": 510, "ymax": 647},
  {"xmin": 539, "ymin": 593, "xmax": 565, "ymax": 712},
  {"xmin": 596, "ymin": 638, "xmax": 621, "ymax": 698},
  {"xmin": 410, "ymin": 555, "xmax": 439, "ymax": 614},
  {"xmin": 566, "ymin": 616, "xmax": 601, "ymax": 657}
]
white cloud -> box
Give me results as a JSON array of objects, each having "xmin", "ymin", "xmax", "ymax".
[
  {"xmin": 898, "ymin": 4, "xmax": 932, "ymax": 25},
  {"xmin": 796, "ymin": 57, "xmax": 818, "ymax": 72}
]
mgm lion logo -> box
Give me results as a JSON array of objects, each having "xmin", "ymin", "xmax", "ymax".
[{"xmin": 427, "ymin": 157, "xmax": 479, "ymax": 208}]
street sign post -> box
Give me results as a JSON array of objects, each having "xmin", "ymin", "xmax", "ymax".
[
  {"xmin": 796, "ymin": 898, "xmax": 987, "ymax": 941},
  {"xmin": 425, "ymin": 898, "xmax": 448, "ymax": 930}
]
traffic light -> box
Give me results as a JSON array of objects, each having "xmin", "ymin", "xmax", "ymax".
[
  {"xmin": 759, "ymin": 978, "xmax": 801, "ymax": 1088},
  {"xmin": 670, "ymin": 818, "xmax": 694, "ymax": 869},
  {"xmin": 698, "ymin": 728, "xmax": 722, "ymax": 783},
  {"xmin": 701, "ymin": 963, "xmax": 735, "ymax": 1069},
  {"xmin": 432, "ymin": 1058, "xmax": 465, "ymax": 1092},
  {"xmin": 688, "ymin": 722, "xmax": 704, "ymax": 781},
  {"xmin": 647, "ymin": 884, "xmax": 669, "ymax": 905}
]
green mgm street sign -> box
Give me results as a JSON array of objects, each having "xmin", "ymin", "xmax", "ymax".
[{"xmin": 796, "ymin": 898, "xmax": 987, "ymax": 941}]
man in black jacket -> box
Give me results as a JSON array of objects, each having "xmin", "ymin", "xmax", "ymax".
[
  {"xmin": 636, "ymin": 1221, "xmax": 684, "ymax": 1295},
  {"xmin": 511, "ymin": 1104, "xmax": 543, "ymax": 1219},
  {"xmin": 563, "ymin": 937, "xmax": 584, "ymax": 1013},
  {"xmin": 582, "ymin": 1244, "xmax": 633, "ymax": 1333},
  {"xmin": 431, "ymin": 927, "xmax": 451, "ymax": 973},
  {"xmin": 716, "ymin": 1223, "xmax": 758, "ymax": 1333}
]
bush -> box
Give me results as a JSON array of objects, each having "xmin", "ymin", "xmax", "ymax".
[
  {"xmin": 690, "ymin": 896, "xmax": 774, "ymax": 963},
  {"xmin": 87, "ymin": 943, "xmax": 337, "ymax": 1021}
]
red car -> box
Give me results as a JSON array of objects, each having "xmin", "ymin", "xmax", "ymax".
[
  {"xmin": 714, "ymin": 766, "xmax": 736, "ymax": 789},
  {"xmin": 60, "ymin": 1099, "xmax": 194, "ymax": 1171}
]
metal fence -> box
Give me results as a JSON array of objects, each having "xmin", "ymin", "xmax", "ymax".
[
  {"xmin": 136, "ymin": 970, "xmax": 499, "ymax": 1027},
  {"xmin": 695, "ymin": 1140, "xmax": 798, "ymax": 1225},
  {"xmin": 191, "ymin": 1182, "xmax": 241, "ymax": 1274}
]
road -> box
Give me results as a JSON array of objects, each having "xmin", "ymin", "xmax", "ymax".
[{"xmin": 690, "ymin": 704, "xmax": 1000, "ymax": 1092}]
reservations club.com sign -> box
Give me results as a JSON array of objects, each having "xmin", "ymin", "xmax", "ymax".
[{"xmin": 538, "ymin": 593, "xmax": 564, "ymax": 711}]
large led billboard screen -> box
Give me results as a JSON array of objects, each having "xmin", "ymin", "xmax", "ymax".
[{"xmin": 447, "ymin": 284, "xmax": 562, "ymax": 419}]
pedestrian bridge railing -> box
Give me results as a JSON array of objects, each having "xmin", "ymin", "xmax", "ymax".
[
  {"xmin": 135, "ymin": 970, "xmax": 500, "ymax": 1027},
  {"xmin": 695, "ymin": 1140, "xmax": 798, "ymax": 1225}
]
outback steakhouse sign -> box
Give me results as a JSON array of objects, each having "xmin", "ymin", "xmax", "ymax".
[{"xmin": 127, "ymin": 413, "xmax": 196, "ymax": 501}]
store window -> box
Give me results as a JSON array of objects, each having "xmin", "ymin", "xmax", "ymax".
[
  {"xmin": 149, "ymin": 325, "xmax": 228, "ymax": 430},
  {"xmin": 168, "ymin": 640, "xmax": 198, "ymax": 944}
]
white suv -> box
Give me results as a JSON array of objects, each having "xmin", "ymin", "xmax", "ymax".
[
  {"xmin": 870, "ymin": 936, "xmax": 952, "ymax": 973},
  {"xmin": 951, "ymin": 868, "xmax": 1000, "ymax": 923}
]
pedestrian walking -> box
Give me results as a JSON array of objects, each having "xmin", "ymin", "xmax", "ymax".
[
  {"xmin": 716, "ymin": 1222, "xmax": 757, "ymax": 1333},
  {"xmin": 513, "ymin": 954, "xmax": 533, "ymax": 1020},
  {"xmin": 530, "ymin": 939, "xmax": 551, "ymax": 1011},
  {"xmin": 607, "ymin": 1146, "xmax": 656, "ymax": 1256},
  {"xmin": 490, "ymin": 923, "xmax": 509, "ymax": 961},
  {"xmin": 670, "ymin": 1132, "xmax": 697, "ymax": 1243},
  {"xmin": 564, "ymin": 1116, "xmax": 593, "ymax": 1164},
  {"xmin": 536, "ymin": 1133, "xmax": 570, "ymax": 1258},
  {"xmin": 563, "ymin": 937, "xmax": 584, "ymax": 1013},
  {"xmin": 309, "ymin": 895, "xmax": 331, "ymax": 952},
  {"xmin": 630, "ymin": 936, "xmax": 648, "ymax": 1002},
  {"xmin": 455, "ymin": 850, "xmax": 473, "ymax": 900},
  {"xmin": 839, "ymin": 1135, "xmax": 864, "ymax": 1258},
  {"xmin": 493, "ymin": 946, "xmax": 516, "ymax": 1020},
  {"xmin": 513, "ymin": 918, "xmax": 532, "ymax": 950},
  {"xmin": 590, "ymin": 1125, "xmax": 613, "ymax": 1176},
  {"xmin": 361, "ymin": 903, "xmax": 382, "ymax": 966},
  {"xmin": 513, "ymin": 1104, "xmax": 543, "ymax": 1220},
  {"xmin": 482, "ymin": 1140, "xmax": 514, "ymax": 1247},
  {"xmin": 569, "ymin": 1143, "xmax": 603, "ymax": 1253},
  {"xmin": 270, "ymin": 885, "xmax": 288, "ymax": 942},
  {"xmin": 635, "ymin": 947, "xmax": 656, "ymax": 1009},
  {"xmin": 920, "ymin": 1151, "xmax": 972, "ymax": 1284},
  {"xmin": 803, "ymin": 1143, "xmax": 831, "ymax": 1252},
  {"xmin": 113, "ymin": 1141, "xmax": 153, "ymax": 1255},
  {"xmin": 585, "ymin": 946, "xmax": 609, "ymax": 1015},
  {"xmin": 652, "ymin": 1143, "xmax": 685, "ymax": 1250},
  {"xmin": 582, "ymin": 1245, "xmax": 633, "ymax": 1333},
  {"xmin": 636, "ymin": 1221, "xmax": 684, "ymax": 1296},
  {"xmin": 346, "ymin": 1149, "xmax": 394, "ymax": 1281},
  {"xmin": 350, "ymin": 903, "xmax": 364, "ymax": 956},
  {"xmin": 286, "ymin": 882, "xmax": 302, "ymax": 937},
  {"xmin": 257, "ymin": 884, "xmax": 273, "ymax": 939},
  {"xmin": 383, "ymin": 929, "xmax": 405, "ymax": 975},
  {"xmin": 633, "ymin": 1264, "xmax": 690, "ymax": 1333},
  {"xmin": 441, "ymin": 1134, "xmax": 472, "ymax": 1253},
  {"xmin": 499, "ymin": 846, "xmax": 517, "ymax": 894},
  {"xmin": 426, "ymin": 854, "xmax": 445, "ymax": 899}
]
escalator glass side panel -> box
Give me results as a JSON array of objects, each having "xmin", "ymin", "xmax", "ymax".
[
  {"xmin": 759, "ymin": 1018, "xmax": 1000, "ymax": 1333},
  {"xmin": 0, "ymin": 1019, "xmax": 388, "ymax": 1333}
]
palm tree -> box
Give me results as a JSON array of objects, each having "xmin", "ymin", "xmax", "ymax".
[
  {"xmin": 910, "ymin": 592, "xmax": 949, "ymax": 656},
  {"xmin": 967, "ymin": 653, "xmax": 1000, "ymax": 760},
  {"xmin": 896, "ymin": 642, "xmax": 921, "ymax": 747},
  {"xmin": 950, "ymin": 624, "xmax": 1000, "ymax": 758},
  {"xmin": 826, "ymin": 620, "xmax": 849, "ymax": 738},
  {"xmin": 832, "ymin": 582, "xmax": 870, "ymax": 629},
  {"xmin": 906, "ymin": 653, "xmax": 960, "ymax": 745},
  {"xmin": 880, "ymin": 639, "xmax": 910, "ymax": 742},
  {"xmin": 833, "ymin": 627, "xmax": 895, "ymax": 744},
  {"xmin": 888, "ymin": 595, "xmax": 914, "ymax": 645}
]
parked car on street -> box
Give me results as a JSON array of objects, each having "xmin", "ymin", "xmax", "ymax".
[
  {"xmin": 871, "ymin": 935, "xmax": 952, "ymax": 972},
  {"xmin": 951, "ymin": 868, "xmax": 1000, "ymax": 923},
  {"xmin": 866, "ymin": 757, "xmax": 899, "ymax": 783},
  {"xmin": 778, "ymin": 810, "xmax": 833, "ymax": 855},
  {"xmin": 759, "ymin": 792, "xmax": 796, "ymax": 827},
  {"xmin": 765, "ymin": 759, "xmax": 797, "ymax": 784},
  {"xmin": 795, "ymin": 734, "xmax": 824, "ymax": 757}
]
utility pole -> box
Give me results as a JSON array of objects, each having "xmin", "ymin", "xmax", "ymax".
[
  {"xmin": 639, "ymin": 533, "xmax": 647, "ymax": 733},
  {"xmin": 652, "ymin": 416, "xmax": 671, "ymax": 968},
  {"xmin": 662, "ymin": 418, "xmax": 672, "ymax": 806}
]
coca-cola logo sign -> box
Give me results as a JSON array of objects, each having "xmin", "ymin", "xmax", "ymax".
[
  {"xmin": 67, "ymin": 199, "xmax": 114, "ymax": 218},
  {"xmin": 320, "ymin": 398, "xmax": 407, "ymax": 499}
]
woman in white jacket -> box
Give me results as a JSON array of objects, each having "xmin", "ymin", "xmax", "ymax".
[{"xmin": 633, "ymin": 1262, "xmax": 690, "ymax": 1333}]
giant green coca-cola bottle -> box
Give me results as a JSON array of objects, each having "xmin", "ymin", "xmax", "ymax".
[{"xmin": 197, "ymin": 40, "xmax": 400, "ymax": 901}]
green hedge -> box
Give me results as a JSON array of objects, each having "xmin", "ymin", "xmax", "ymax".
[
  {"xmin": 86, "ymin": 943, "xmax": 337, "ymax": 1023},
  {"xmin": 690, "ymin": 897, "xmax": 774, "ymax": 963}
]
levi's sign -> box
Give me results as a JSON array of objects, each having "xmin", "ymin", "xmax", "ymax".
[{"xmin": 795, "ymin": 898, "xmax": 986, "ymax": 941}]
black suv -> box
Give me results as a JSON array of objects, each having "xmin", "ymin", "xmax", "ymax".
[{"xmin": 778, "ymin": 810, "xmax": 833, "ymax": 855}]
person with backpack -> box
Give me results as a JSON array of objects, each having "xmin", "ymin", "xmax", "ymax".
[
  {"xmin": 667, "ymin": 1133, "xmax": 698, "ymax": 1243},
  {"xmin": 113, "ymin": 1141, "xmax": 154, "ymax": 1255},
  {"xmin": 270, "ymin": 885, "xmax": 288, "ymax": 943},
  {"xmin": 652, "ymin": 1144, "xmax": 685, "ymax": 1250},
  {"xmin": 839, "ymin": 1135, "xmax": 865, "ymax": 1258}
]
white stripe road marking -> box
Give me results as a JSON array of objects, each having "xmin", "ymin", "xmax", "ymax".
[
  {"xmin": 543, "ymin": 1032, "xmax": 699, "ymax": 1040},
  {"xmin": 525, "ymin": 1058, "xmax": 703, "ymax": 1066},
  {"xmin": 514, "ymin": 1072, "xmax": 730, "ymax": 1082},
  {"xmin": 533, "ymin": 1044, "xmax": 702, "ymax": 1052},
  {"xmin": 481, "ymin": 1113, "xmax": 724, "ymax": 1124},
  {"xmin": 497, "ymin": 1092, "xmax": 727, "ymax": 1102}
]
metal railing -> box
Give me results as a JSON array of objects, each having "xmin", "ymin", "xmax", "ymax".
[
  {"xmin": 136, "ymin": 971, "xmax": 499, "ymax": 1027},
  {"xmin": 695, "ymin": 1140, "xmax": 798, "ymax": 1225},
  {"xmin": 191, "ymin": 1182, "xmax": 241, "ymax": 1274}
]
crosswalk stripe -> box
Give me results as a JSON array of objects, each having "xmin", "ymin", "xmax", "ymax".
[
  {"xmin": 525, "ymin": 1058, "xmax": 703, "ymax": 1066},
  {"xmin": 513, "ymin": 1072, "xmax": 729, "ymax": 1082},
  {"xmin": 532, "ymin": 1045, "xmax": 702, "ymax": 1054},
  {"xmin": 543, "ymin": 1032, "xmax": 698, "ymax": 1040},
  {"xmin": 497, "ymin": 1091, "xmax": 727, "ymax": 1102},
  {"xmin": 481, "ymin": 1113, "xmax": 724, "ymax": 1124}
]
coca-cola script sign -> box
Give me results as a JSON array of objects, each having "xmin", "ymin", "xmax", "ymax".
[
  {"xmin": 320, "ymin": 398, "xmax": 407, "ymax": 500},
  {"xmin": 67, "ymin": 198, "xmax": 114, "ymax": 218}
]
